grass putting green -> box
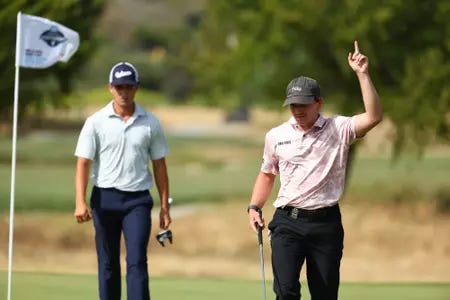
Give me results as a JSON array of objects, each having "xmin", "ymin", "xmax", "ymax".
[{"xmin": 0, "ymin": 272, "xmax": 449, "ymax": 300}]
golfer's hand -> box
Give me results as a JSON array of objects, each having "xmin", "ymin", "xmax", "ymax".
[
  {"xmin": 159, "ymin": 208, "xmax": 171, "ymax": 230},
  {"xmin": 74, "ymin": 202, "xmax": 92, "ymax": 223},
  {"xmin": 249, "ymin": 209, "xmax": 265, "ymax": 233},
  {"xmin": 348, "ymin": 40, "xmax": 368, "ymax": 74}
]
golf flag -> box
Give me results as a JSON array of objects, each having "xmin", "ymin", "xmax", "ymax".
[
  {"xmin": 7, "ymin": 13, "xmax": 80, "ymax": 300},
  {"xmin": 18, "ymin": 13, "xmax": 79, "ymax": 69}
]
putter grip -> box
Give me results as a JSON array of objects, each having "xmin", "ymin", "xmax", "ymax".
[
  {"xmin": 255, "ymin": 208, "xmax": 264, "ymax": 245},
  {"xmin": 256, "ymin": 223, "xmax": 263, "ymax": 245}
]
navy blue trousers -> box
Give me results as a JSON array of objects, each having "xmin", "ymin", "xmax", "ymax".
[
  {"xmin": 90, "ymin": 186, "xmax": 153, "ymax": 300},
  {"xmin": 268, "ymin": 205, "xmax": 344, "ymax": 300}
]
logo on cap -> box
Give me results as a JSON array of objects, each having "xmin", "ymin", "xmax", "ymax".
[
  {"xmin": 115, "ymin": 70, "xmax": 132, "ymax": 78},
  {"xmin": 283, "ymin": 76, "xmax": 320, "ymax": 106},
  {"xmin": 109, "ymin": 62, "xmax": 140, "ymax": 86}
]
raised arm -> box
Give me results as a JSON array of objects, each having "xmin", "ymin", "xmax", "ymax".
[{"xmin": 348, "ymin": 40, "xmax": 383, "ymax": 138}]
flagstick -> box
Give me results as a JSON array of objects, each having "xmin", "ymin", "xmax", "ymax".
[
  {"xmin": 6, "ymin": 13, "xmax": 79, "ymax": 299},
  {"xmin": 7, "ymin": 11, "xmax": 22, "ymax": 300}
]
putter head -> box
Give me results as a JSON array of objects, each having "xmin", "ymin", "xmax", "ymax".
[{"xmin": 156, "ymin": 229, "xmax": 173, "ymax": 247}]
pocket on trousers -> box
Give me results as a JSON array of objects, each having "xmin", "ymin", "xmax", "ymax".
[
  {"xmin": 90, "ymin": 186, "xmax": 123, "ymax": 211},
  {"xmin": 123, "ymin": 191, "xmax": 153, "ymax": 211},
  {"xmin": 268, "ymin": 209, "xmax": 284, "ymax": 240},
  {"xmin": 267, "ymin": 211, "xmax": 279, "ymax": 232}
]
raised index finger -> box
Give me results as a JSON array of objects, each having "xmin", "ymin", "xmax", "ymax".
[{"xmin": 354, "ymin": 40, "xmax": 359, "ymax": 53}]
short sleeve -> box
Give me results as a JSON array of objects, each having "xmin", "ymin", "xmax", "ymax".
[
  {"xmin": 149, "ymin": 119, "xmax": 169, "ymax": 160},
  {"xmin": 333, "ymin": 115, "xmax": 357, "ymax": 145},
  {"xmin": 260, "ymin": 131, "xmax": 279, "ymax": 175},
  {"xmin": 75, "ymin": 117, "xmax": 97, "ymax": 160}
]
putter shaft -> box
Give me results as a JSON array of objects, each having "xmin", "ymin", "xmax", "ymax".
[
  {"xmin": 257, "ymin": 224, "xmax": 267, "ymax": 300},
  {"xmin": 259, "ymin": 244, "xmax": 267, "ymax": 300}
]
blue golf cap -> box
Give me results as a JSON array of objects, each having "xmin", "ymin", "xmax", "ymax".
[{"xmin": 109, "ymin": 62, "xmax": 139, "ymax": 86}]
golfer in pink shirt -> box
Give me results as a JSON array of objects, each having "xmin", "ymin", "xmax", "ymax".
[{"xmin": 248, "ymin": 41, "xmax": 382, "ymax": 300}]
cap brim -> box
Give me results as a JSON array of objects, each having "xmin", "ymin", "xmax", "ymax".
[
  {"xmin": 283, "ymin": 96, "xmax": 315, "ymax": 106},
  {"xmin": 110, "ymin": 79, "xmax": 139, "ymax": 86}
]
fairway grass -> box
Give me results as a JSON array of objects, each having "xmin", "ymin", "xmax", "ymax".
[
  {"xmin": 1, "ymin": 131, "xmax": 449, "ymax": 211},
  {"xmin": 0, "ymin": 271, "xmax": 449, "ymax": 300}
]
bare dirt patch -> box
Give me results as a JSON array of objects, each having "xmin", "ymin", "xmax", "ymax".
[{"xmin": 1, "ymin": 202, "xmax": 449, "ymax": 282}]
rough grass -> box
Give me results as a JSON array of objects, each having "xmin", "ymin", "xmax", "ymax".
[
  {"xmin": 346, "ymin": 153, "xmax": 450, "ymax": 206},
  {"xmin": 1, "ymin": 202, "xmax": 448, "ymax": 282},
  {"xmin": 1, "ymin": 128, "xmax": 450, "ymax": 212},
  {"xmin": 0, "ymin": 128, "xmax": 449, "ymax": 211}
]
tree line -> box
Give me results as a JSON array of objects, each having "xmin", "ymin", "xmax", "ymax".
[{"xmin": 0, "ymin": 0, "xmax": 448, "ymax": 155}]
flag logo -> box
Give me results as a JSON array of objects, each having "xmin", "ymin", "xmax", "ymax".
[
  {"xmin": 40, "ymin": 25, "xmax": 67, "ymax": 47},
  {"xmin": 18, "ymin": 13, "xmax": 79, "ymax": 69}
]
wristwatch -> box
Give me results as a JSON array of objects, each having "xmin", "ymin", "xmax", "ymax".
[{"xmin": 247, "ymin": 204, "xmax": 262, "ymax": 214}]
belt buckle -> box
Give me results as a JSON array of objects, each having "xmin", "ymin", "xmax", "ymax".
[{"xmin": 289, "ymin": 208, "xmax": 299, "ymax": 219}]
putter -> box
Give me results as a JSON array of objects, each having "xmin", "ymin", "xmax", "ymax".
[
  {"xmin": 156, "ymin": 197, "xmax": 173, "ymax": 247},
  {"xmin": 156, "ymin": 229, "xmax": 172, "ymax": 247},
  {"xmin": 255, "ymin": 212, "xmax": 267, "ymax": 300}
]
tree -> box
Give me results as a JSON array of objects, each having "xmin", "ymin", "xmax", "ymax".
[
  {"xmin": 0, "ymin": 0, "xmax": 106, "ymax": 121},
  {"xmin": 181, "ymin": 0, "xmax": 450, "ymax": 154}
]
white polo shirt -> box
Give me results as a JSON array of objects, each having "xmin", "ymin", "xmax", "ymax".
[
  {"xmin": 261, "ymin": 115, "xmax": 357, "ymax": 209},
  {"xmin": 75, "ymin": 101, "xmax": 169, "ymax": 192}
]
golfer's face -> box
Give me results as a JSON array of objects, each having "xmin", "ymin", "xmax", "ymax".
[
  {"xmin": 290, "ymin": 100, "xmax": 322, "ymax": 128},
  {"xmin": 110, "ymin": 84, "xmax": 138, "ymax": 108}
]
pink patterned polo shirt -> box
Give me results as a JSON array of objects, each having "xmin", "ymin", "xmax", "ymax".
[{"xmin": 261, "ymin": 114, "xmax": 357, "ymax": 209}]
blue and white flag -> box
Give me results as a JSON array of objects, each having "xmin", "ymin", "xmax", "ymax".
[{"xmin": 17, "ymin": 13, "xmax": 79, "ymax": 69}]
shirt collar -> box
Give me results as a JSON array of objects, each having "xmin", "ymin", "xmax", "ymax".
[
  {"xmin": 106, "ymin": 101, "xmax": 146, "ymax": 118},
  {"xmin": 288, "ymin": 114, "xmax": 326, "ymax": 129}
]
